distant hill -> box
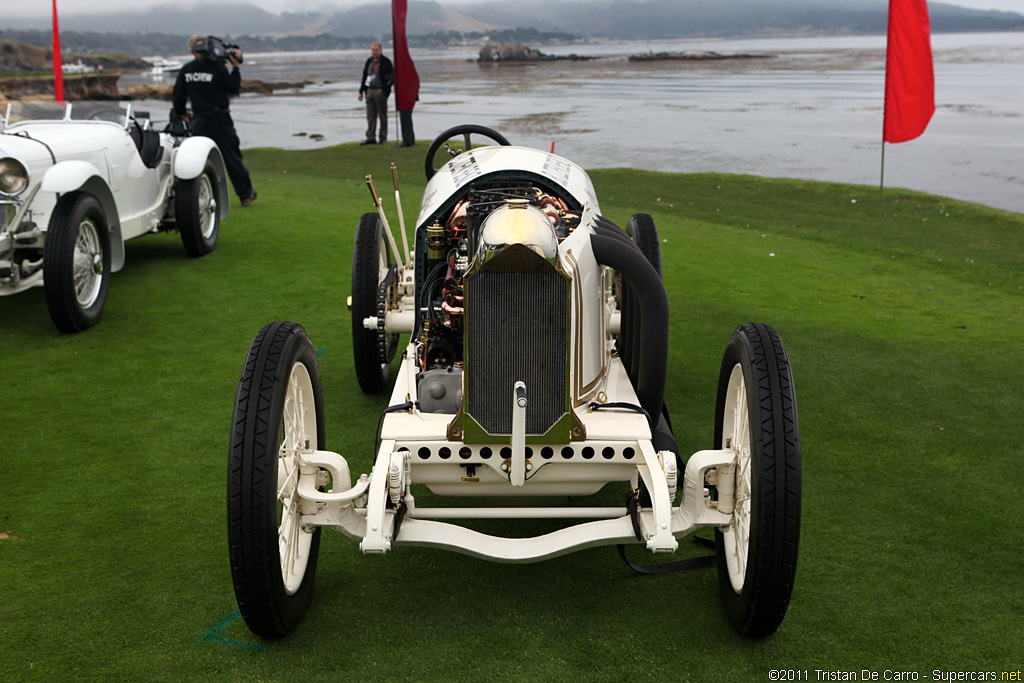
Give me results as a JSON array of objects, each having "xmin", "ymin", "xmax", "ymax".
[
  {"xmin": 1, "ymin": 0, "xmax": 1021, "ymax": 46},
  {"xmin": 456, "ymin": 0, "xmax": 1024, "ymax": 39}
]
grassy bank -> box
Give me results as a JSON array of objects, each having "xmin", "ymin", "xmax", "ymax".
[{"xmin": 1, "ymin": 142, "xmax": 1021, "ymax": 681}]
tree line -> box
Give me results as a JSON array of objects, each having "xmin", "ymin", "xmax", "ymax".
[{"xmin": 0, "ymin": 27, "xmax": 578, "ymax": 62}]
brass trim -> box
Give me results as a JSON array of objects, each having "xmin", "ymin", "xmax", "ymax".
[{"xmin": 564, "ymin": 247, "xmax": 608, "ymax": 408}]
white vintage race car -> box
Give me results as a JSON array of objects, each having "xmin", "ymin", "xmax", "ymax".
[
  {"xmin": 0, "ymin": 101, "xmax": 229, "ymax": 332},
  {"xmin": 229, "ymin": 125, "xmax": 802, "ymax": 638}
]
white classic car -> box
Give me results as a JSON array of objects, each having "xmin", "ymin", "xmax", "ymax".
[
  {"xmin": 0, "ymin": 101, "xmax": 229, "ymax": 332},
  {"xmin": 228, "ymin": 125, "xmax": 802, "ymax": 638}
]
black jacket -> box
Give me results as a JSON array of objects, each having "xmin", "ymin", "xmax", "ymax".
[
  {"xmin": 359, "ymin": 56, "xmax": 394, "ymax": 98},
  {"xmin": 173, "ymin": 58, "xmax": 241, "ymax": 116}
]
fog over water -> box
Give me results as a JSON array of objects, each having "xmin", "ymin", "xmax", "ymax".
[{"xmin": 127, "ymin": 32, "xmax": 1024, "ymax": 213}]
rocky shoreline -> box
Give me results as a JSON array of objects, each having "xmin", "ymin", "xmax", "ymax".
[
  {"xmin": 628, "ymin": 50, "xmax": 775, "ymax": 62},
  {"xmin": 475, "ymin": 42, "xmax": 775, "ymax": 64},
  {"xmin": 0, "ymin": 73, "xmax": 312, "ymax": 102},
  {"xmin": 120, "ymin": 79, "xmax": 313, "ymax": 100},
  {"xmin": 477, "ymin": 42, "xmax": 594, "ymax": 63}
]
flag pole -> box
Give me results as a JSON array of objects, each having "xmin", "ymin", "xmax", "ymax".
[
  {"xmin": 395, "ymin": 98, "xmax": 400, "ymax": 149},
  {"xmin": 52, "ymin": 0, "xmax": 64, "ymax": 103},
  {"xmin": 880, "ymin": 141, "xmax": 885, "ymax": 201},
  {"xmin": 881, "ymin": 0, "xmax": 936, "ymax": 202}
]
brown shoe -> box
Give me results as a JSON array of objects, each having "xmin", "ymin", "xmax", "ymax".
[{"xmin": 241, "ymin": 190, "xmax": 258, "ymax": 207}]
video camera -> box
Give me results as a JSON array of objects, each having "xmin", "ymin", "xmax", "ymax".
[{"xmin": 194, "ymin": 36, "xmax": 243, "ymax": 64}]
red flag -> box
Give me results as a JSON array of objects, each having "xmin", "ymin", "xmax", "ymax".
[
  {"xmin": 883, "ymin": 0, "xmax": 934, "ymax": 143},
  {"xmin": 52, "ymin": 0, "xmax": 64, "ymax": 103},
  {"xmin": 391, "ymin": 0, "xmax": 420, "ymax": 111}
]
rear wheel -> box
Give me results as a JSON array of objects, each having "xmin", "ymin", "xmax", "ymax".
[
  {"xmin": 228, "ymin": 321, "xmax": 325, "ymax": 638},
  {"xmin": 43, "ymin": 192, "xmax": 111, "ymax": 333},
  {"xmin": 627, "ymin": 213, "xmax": 662, "ymax": 278},
  {"xmin": 351, "ymin": 212, "xmax": 398, "ymax": 394},
  {"xmin": 177, "ymin": 162, "xmax": 220, "ymax": 257},
  {"xmin": 714, "ymin": 322, "xmax": 801, "ymax": 637}
]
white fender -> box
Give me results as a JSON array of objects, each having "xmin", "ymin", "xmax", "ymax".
[
  {"xmin": 174, "ymin": 136, "xmax": 230, "ymax": 220},
  {"xmin": 40, "ymin": 160, "xmax": 127, "ymax": 272},
  {"xmin": 41, "ymin": 160, "xmax": 106, "ymax": 193},
  {"xmin": 174, "ymin": 136, "xmax": 221, "ymax": 180}
]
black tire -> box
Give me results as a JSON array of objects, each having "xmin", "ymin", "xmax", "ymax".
[
  {"xmin": 627, "ymin": 212, "xmax": 671, "ymax": 453},
  {"xmin": 351, "ymin": 212, "xmax": 399, "ymax": 394},
  {"xmin": 627, "ymin": 213, "xmax": 662, "ymax": 279},
  {"xmin": 424, "ymin": 124, "xmax": 511, "ymax": 180},
  {"xmin": 228, "ymin": 321, "xmax": 325, "ymax": 638},
  {"xmin": 619, "ymin": 214, "xmax": 661, "ymax": 382},
  {"xmin": 43, "ymin": 192, "xmax": 111, "ymax": 333},
  {"xmin": 713, "ymin": 322, "xmax": 800, "ymax": 637},
  {"xmin": 176, "ymin": 162, "xmax": 220, "ymax": 257}
]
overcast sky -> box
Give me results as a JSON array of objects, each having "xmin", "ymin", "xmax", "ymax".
[{"xmin": 7, "ymin": 0, "xmax": 1024, "ymax": 19}]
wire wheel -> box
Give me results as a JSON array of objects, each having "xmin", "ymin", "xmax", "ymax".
[
  {"xmin": 72, "ymin": 218, "xmax": 104, "ymax": 309},
  {"xmin": 43, "ymin": 192, "xmax": 111, "ymax": 333},
  {"xmin": 196, "ymin": 175, "xmax": 217, "ymax": 239},
  {"xmin": 176, "ymin": 162, "xmax": 220, "ymax": 257}
]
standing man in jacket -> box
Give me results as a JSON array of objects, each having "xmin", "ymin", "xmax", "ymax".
[
  {"xmin": 172, "ymin": 34, "xmax": 257, "ymax": 206},
  {"xmin": 357, "ymin": 42, "xmax": 394, "ymax": 146}
]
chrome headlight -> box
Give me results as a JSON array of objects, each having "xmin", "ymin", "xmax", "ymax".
[{"xmin": 0, "ymin": 157, "xmax": 29, "ymax": 197}]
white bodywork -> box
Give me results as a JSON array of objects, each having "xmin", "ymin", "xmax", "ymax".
[
  {"xmin": 289, "ymin": 145, "xmax": 740, "ymax": 562},
  {"xmin": 415, "ymin": 146, "xmax": 601, "ymax": 227},
  {"xmin": 0, "ymin": 102, "xmax": 229, "ymax": 297}
]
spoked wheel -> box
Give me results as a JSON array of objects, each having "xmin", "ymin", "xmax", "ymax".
[
  {"xmin": 424, "ymin": 124, "xmax": 511, "ymax": 180},
  {"xmin": 351, "ymin": 212, "xmax": 399, "ymax": 394},
  {"xmin": 176, "ymin": 161, "xmax": 220, "ymax": 257},
  {"xmin": 714, "ymin": 322, "xmax": 801, "ymax": 637},
  {"xmin": 229, "ymin": 321, "xmax": 325, "ymax": 638},
  {"xmin": 43, "ymin": 192, "xmax": 111, "ymax": 333}
]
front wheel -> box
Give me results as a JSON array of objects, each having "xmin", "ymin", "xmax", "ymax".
[
  {"xmin": 43, "ymin": 192, "xmax": 111, "ymax": 333},
  {"xmin": 176, "ymin": 162, "xmax": 220, "ymax": 257},
  {"xmin": 714, "ymin": 322, "xmax": 800, "ymax": 637},
  {"xmin": 228, "ymin": 321, "xmax": 325, "ymax": 638}
]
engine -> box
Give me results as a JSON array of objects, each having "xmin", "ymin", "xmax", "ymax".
[{"xmin": 414, "ymin": 180, "xmax": 583, "ymax": 435}]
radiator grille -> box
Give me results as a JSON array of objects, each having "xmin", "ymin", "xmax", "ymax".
[{"xmin": 466, "ymin": 246, "xmax": 568, "ymax": 435}]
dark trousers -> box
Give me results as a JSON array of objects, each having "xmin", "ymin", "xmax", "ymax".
[
  {"xmin": 190, "ymin": 112, "xmax": 253, "ymax": 200},
  {"xmin": 399, "ymin": 109, "xmax": 415, "ymax": 145},
  {"xmin": 365, "ymin": 88, "xmax": 388, "ymax": 142}
]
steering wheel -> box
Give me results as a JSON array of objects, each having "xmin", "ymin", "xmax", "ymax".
[{"xmin": 424, "ymin": 124, "xmax": 511, "ymax": 180}]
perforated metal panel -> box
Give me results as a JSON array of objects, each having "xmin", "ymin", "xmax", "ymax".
[{"xmin": 466, "ymin": 246, "xmax": 568, "ymax": 435}]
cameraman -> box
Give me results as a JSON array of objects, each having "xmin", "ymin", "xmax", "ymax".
[{"xmin": 173, "ymin": 34, "xmax": 257, "ymax": 207}]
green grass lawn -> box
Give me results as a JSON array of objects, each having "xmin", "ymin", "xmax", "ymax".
[{"xmin": 2, "ymin": 142, "xmax": 1022, "ymax": 681}]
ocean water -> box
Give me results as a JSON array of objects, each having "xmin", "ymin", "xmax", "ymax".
[{"xmin": 125, "ymin": 32, "xmax": 1024, "ymax": 213}]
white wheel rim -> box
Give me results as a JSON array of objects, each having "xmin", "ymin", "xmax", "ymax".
[
  {"xmin": 721, "ymin": 363, "xmax": 752, "ymax": 593},
  {"xmin": 198, "ymin": 175, "xmax": 216, "ymax": 239},
  {"xmin": 277, "ymin": 361, "xmax": 317, "ymax": 595},
  {"xmin": 73, "ymin": 218, "xmax": 103, "ymax": 308}
]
